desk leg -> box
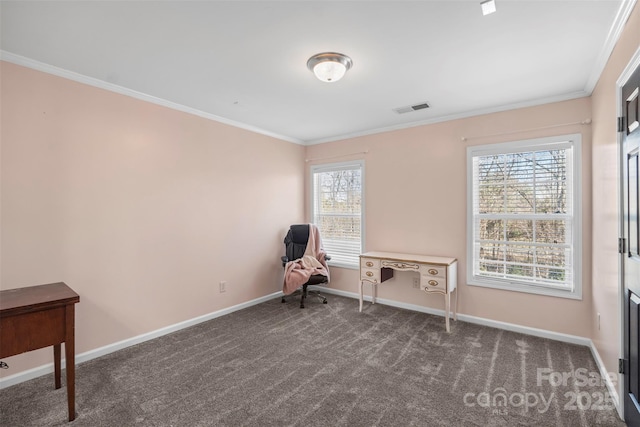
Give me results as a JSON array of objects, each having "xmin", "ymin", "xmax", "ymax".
[
  {"xmin": 65, "ymin": 305, "xmax": 76, "ymax": 422},
  {"xmin": 445, "ymin": 292, "xmax": 451, "ymax": 333},
  {"xmin": 372, "ymin": 282, "xmax": 377, "ymax": 305},
  {"xmin": 54, "ymin": 344, "xmax": 61, "ymax": 389},
  {"xmin": 453, "ymin": 288, "xmax": 458, "ymax": 321},
  {"xmin": 360, "ymin": 280, "xmax": 380, "ymax": 312}
]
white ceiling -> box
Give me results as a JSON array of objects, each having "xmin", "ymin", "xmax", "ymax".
[{"xmin": 0, "ymin": 1, "xmax": 634, "ymax": 144}]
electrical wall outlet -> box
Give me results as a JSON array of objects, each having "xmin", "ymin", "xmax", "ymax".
[
  {"xmin": 219, "ymin": 281, "xmax": 227, "ymax": 293},
  {"xmin": 412, "ymin": 277, "xmax": 420, "ymax": 289}
]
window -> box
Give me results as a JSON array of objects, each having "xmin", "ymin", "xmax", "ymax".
[
  {"xmin": 467, "ymin": 134, "xmax": 582, "ymax": 299},
  {"xmin": 310, "ymin": 161, "xmax": 364, "ymax": 269}
]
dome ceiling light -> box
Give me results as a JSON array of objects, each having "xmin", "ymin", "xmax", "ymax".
[{"xmin": 307, "ymin": 52, "xmax": 353, "ymax": 83}]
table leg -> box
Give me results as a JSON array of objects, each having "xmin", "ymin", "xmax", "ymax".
[
  {"xmin": 359, "ymin": 280, "xmax": 364, "ymax": 312},
  {"xmin": 454, "ymin": 288, "xmax": 458, "ymax": 321},
  {"xmin": 65, "ymin": 305, "xmax": 76, "ymax": 422},
  {"xmin": 54, "ymin": 344, "xmax": 61, "ymax": 389},
  {"xmin": 445, "ymin": 292, "xmax": 451, "ymax": 333},
  {"xmin": 372, "ymin": 282, "xmax": 377, "ymax": 305}
]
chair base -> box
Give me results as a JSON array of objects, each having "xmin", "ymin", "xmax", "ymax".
[{"xmin": 282, "ymin": 284, "xmax": 328, "ymax": 308}]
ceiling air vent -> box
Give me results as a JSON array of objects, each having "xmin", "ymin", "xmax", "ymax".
[{"xmin": 393, "ymin": 102, "xmax": 430, "ymax": 114}]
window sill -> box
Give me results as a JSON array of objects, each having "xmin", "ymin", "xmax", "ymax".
[
  {"xmin": 327, "ymin": 261, "xmax": 359, "ymax": 270},
  {"xmin": 468, "ymin": 277, "xmax": 582, "ymax": 300}
]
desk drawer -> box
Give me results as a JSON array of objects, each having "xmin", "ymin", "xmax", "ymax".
[
  {"xmin": 421, "ymin": 265, "xmax": 446, "ymax": 279},
  {"xmin": 361, "ymin": 268, "xmax": 380, "ymax": 282},
  {"xmin": 361, "ymin": 257, "xmax": 381, "ymax": 281},
  {"xmin": 361, "ymin": 258, "xmax": 380, "ymax": 269},
  {"xmin": 421, "ymin": 277, "xmax": 446, "ymax": 292},
  {"xmin": 0, "ymin": 307, "xmax": 66, "ymax": 358}
]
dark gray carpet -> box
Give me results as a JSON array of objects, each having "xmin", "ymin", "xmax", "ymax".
[{"xmin": 0, "ymin": 294, "xmax": 626, "ymax": 426}]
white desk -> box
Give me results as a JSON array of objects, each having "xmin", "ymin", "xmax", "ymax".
[{"xmin": 359, "ymin": 251, "xmax": 458, "ymax": 332}]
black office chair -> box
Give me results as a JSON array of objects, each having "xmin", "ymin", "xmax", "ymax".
[{"xmin": 281, "ymin": 224, "xmax": 330, "ymax": 308}]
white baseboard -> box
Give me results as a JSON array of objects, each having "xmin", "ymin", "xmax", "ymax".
[
  {"xmin": 0, "ymin": 291, "xmax": 282, "ymax": 389},
  {"xmin": 319, "ymin": 286, "xmax": 591, "ymax": 345},
  {"xmin": 588, "ymin": 340, "xmax": 623, "ymax": 420}
]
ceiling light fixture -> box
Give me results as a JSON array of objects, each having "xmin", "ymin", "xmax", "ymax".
[
  {"xmin": 307, "ymin": 52, "xmax": 353, "ymax": 83},
  {"xmin": 480, "ymin": 0, "xmax": 496, "ymax": 15}
]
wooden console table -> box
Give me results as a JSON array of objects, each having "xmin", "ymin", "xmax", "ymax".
[
  {"xmin": 0, "ymin": 282, "xmax": 80, "ymax": 422},
  {"xmin": 359, "ymin": 252, "xmax": 458, "ymax": 332}
]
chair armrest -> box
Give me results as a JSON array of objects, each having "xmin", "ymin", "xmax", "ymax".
[{"xmin": 281, "ymin": 256, "xmax": 288, "ymax": 267}]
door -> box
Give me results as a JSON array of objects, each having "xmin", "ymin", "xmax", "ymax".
[{"xmin": 622, "ymin": 61, "xmax": 640, "ymax": 426}]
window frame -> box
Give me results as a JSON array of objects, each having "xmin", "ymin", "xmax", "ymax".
[
  {"xmin": 309, "ymin": 160, "xmax": 365, "ymax": 270},
  {"xmin": 466, "ymin": 134, "xmax": 582, "ymax": 300}
]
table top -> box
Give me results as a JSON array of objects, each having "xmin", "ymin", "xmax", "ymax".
[
  {"xmin": 0, "ymin": 282, "xmax": 79, "ymax": 317},
  {"xmin": 361, "ymin": 251, "xmax": 457, "ymax": 266}
]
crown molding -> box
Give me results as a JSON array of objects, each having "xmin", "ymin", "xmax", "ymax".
[
  {"xmin": 0, "ymin": 51, "xmax": 304, "ymax": 145},
  {"xmin": 584, "ymin": 0, "xmax": 638, "ymax": 93},
  {"xmin": 3, "ymin": 0, "xmax": 634, "ymax": 152},
  {"xmin": 305, "ymin": 90, "xmax": 590, "ymax": 145},
  {"xmin": 0, "ymin": 53, "xmax": 593, "ymax": 147}
]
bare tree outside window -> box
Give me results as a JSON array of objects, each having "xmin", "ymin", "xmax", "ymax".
[
  {"xmin": 472, "ymin": 144, "xmax": 575, "ymax": 291},
  {"xmin": 312, "ymin": 162, "xmax": 363, "ymax": 267}
]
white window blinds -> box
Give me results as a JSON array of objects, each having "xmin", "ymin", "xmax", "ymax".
[
  {"xmin": 311, "ymin": 161, "xmax": 364, "ymax": 268},
  {"xmin": 468, "ymin": 135, "xmax": 581, "ymax": 297}
]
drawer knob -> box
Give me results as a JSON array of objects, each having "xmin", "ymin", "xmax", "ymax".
[
  {"xmin": 428, "ymin": 269, "xmax": 438, "ymax": 275},
  {"xmin": 366, "ymin": 261, "xmax": 374, "ymax": 267},
  {"xmin": 428, "ymin": 280, "xmax": 438, "ymax": 287},
  {"xmin": 366, "ymin": 271, "xmax": 373, "ymax": 277}
]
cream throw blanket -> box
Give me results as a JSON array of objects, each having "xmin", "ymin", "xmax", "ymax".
[{"xmin": 283, "ymin": 224, "xmax": 330, "ymax": 295}]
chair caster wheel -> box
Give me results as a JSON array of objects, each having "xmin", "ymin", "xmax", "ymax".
[
  {"xmin": 322, "ymin": 299, "xmax": 327, "ymax": 304},
  {"xmin": 281, "ymin": 297, "xmax": 285, "ymax": 303}
]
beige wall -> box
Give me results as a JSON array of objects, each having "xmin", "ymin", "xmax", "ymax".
[
  {"xmin": 305, "ymin": 98, "xmax": 593, "ymax": 337},
  {"xmin": 591, "ymin": 2, "xmax": 640, "ymax": 391},
  {"xmin": 0, "ymin": 62, "xmax": 305, "ymax": 376}
]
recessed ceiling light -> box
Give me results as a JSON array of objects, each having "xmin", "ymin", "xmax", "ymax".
[{"xmin": 481, "ymin": 0, "xmax": 496, "ymax": 16}]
